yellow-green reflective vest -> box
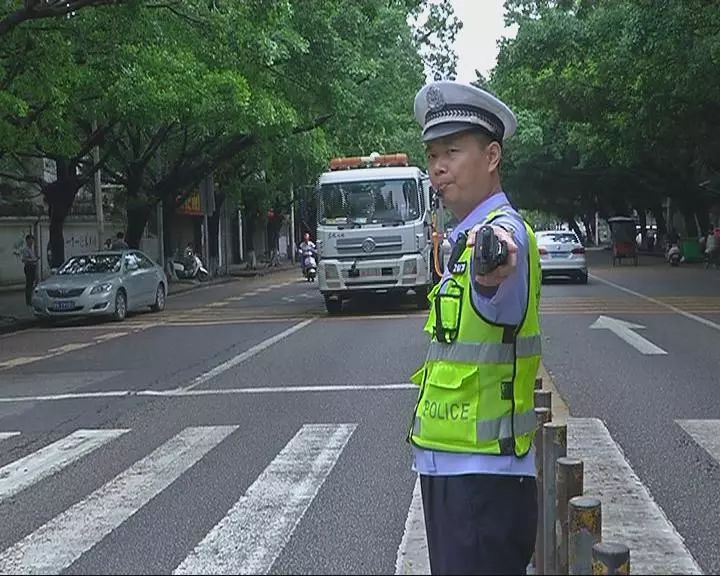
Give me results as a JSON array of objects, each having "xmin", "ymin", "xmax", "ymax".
[{"xmin": 408, "ymin": 208, "xmax": 542, "ymax": 457}]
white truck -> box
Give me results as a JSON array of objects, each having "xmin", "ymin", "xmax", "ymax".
[{"xmin": 315, "ymin": 152, "xmax": 443, "ymax": 315}]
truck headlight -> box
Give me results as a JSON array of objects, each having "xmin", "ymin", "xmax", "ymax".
[
  {"xmin": 404, "ymin": 259, "xmax": 417, "ymax": 275},
  {"xmin": 325, "ymin": 265, "xmax": 339, "ymax": 279}
]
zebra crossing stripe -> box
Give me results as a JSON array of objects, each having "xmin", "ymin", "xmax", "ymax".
[
  {"xmin": 567, "ymin": 418, "xmax": 702, "ymax": 575},
  {"xmin": 677, "ymin": 420, "xmax": 720, "ymax": 462},
  {"xmin": 0, "ymin": 426, "xmax": 237, "ymax": 575},
  {"xmin": 173, "ymin": 423, "xmax": 356, "ymax": 575},
  {"xmin": 394, "ymin": 477, "xmax": 427, "ymax": 575},
  {"xmin": 0, "ymin": 429, "xmax": 128, "ymax": 504}
]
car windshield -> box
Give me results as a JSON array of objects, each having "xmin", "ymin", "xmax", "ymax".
[
  {"xmin": 318, "ymin": 178, "xmax": 421, "ymax": 225},
  {"xmin": 538, "ymin": 233, "xmax": 579, "ymax": 244},
  {"xmin": 57, "ymin": 254, "xmax": 122, "ymax": 275}
]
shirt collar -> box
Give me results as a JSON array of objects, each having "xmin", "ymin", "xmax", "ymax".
[{"xmin": 449, "ymin": 191, "xmax": 511, "ymax": 244}]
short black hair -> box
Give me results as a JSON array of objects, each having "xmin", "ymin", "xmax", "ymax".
[{"xmin": 116, "ymin": 231, "xmax": 124, "ymax": 238}]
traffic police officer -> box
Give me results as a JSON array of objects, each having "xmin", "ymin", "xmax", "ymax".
[{"xmin": 408, "ymin": 80, "xmax": 542, "ymax": 575}]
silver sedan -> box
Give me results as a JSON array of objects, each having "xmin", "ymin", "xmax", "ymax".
[
  {"xmin": 32, "ymin": 250, "xmax": 168, "ymax": 322},
  {"xmin": 536, "ymin": 230, "xmax": 588, "ymax": 284}
]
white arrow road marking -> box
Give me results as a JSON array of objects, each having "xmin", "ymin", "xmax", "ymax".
[{"xmin": 590, "ymin": 315, "xmax": 668, "ymax": 355}]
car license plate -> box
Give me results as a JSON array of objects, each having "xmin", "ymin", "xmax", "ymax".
[{"xmin": 52, "ymin": 300, "xmax": 75, "ymax": 311}]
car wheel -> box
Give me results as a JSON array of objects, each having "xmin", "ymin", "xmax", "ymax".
[
  {"xmin": 113, "ymin": 290, "xmax": 127, "ymax": 322},
  {"xmin": 151, "ymin": 283, "xmax": 166, "ymax": 312},
  {"xmin": 578, "ymin": 272, "xmax": 588, "ymax": 284}
]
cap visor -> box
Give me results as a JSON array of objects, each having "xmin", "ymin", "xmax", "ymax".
[{"xmin": 422, "ymin": 122, "xmax": 496, "ymax": 143}]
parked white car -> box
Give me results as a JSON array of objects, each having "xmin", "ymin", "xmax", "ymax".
[
  {"xmin": 536, "ymin": 231, "xmax": 588, "ymax": 284},
  {"xmin": 32, "ymin": 250, "xmax": 167, "ymax": 322}
]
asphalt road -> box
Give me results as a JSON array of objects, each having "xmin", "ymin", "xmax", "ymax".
[
  {"xmin": 0, "ymin": 269, "xmax": 427, "ymax": 575},
  {"xmin": 0, "ymin": 254, "xmax": 718, "ymax": 574},
  {"xmin": 542, "ymin": 252, "xmax": 720, "ymax": 574}
]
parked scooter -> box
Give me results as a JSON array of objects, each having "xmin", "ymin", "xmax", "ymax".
[
  {"xmin": 666, "ymin": 242, "xmax": 681, "ymax": 267},
  {"xmin": 172, "ymin": 247, "xmax": 210, "ymax": 281}
]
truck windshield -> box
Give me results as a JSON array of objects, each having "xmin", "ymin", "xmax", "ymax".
[{"xmin": 318, "ymin": 179, "xmax": 421, "ymax": 225}]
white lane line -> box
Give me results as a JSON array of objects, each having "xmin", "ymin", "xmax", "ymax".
[
  {"xmin": 179, "ymin": 319, "xmax": 315, "ymax": 391},
  {"xmin": 0, "ymin": 426, "xmax": 237, "ymax": 575},
  {"xmin": 255, "ymin": 287, "xmax": 273, "ymax": 293},
  {"xmin": 395, "ymin": 477, "xmax": 429, "ymax": 575},
  {"xmin": 590, "ymin": 274, "xmax": 720, "ymax": 332},
  {"xmin": 677, "ymin": 419, "xmax": 720, "ymax": 463},
  {"xmin": 174, "ymin": 423, "xmax": 356, "ymax": 575},
  {"xmin": 567, "ymin": 417, "xmax": 702, "ymax": 575},
  {"xmin": 0, "ymin": 383, "xmax": 416, "ymax": 403},
  {"xmin": 0, "ymin": 432, "xmax": 20, "ymax": 442},
  {"xmin": 0, "ymin": 429, "xmax": 129, "ymax": 504}
]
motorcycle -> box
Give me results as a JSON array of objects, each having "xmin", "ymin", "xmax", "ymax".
[
  {"xmin": 172, "ymin": 248, "xmax": 210, "ymax": 281},
  {"xmin": 666, "ymin": 243, "xmax": 681, "ymax": 267}
]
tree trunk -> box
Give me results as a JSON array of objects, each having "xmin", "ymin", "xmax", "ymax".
[
  {"xmin": 126, "ymin": 199, "xmax": 151, "ymax": 248},
  {"xmin": 43, "ymin": 158, "xmax": 83, "ymax": 268},
  {"xmin": 163, "ymin": 199, "xmax": 176, "ymax": 263},
  {"xmin": 567, "ymin": 219, "xmax": 584, "ymax": 243},
  {"xmin": 582, "ymin": 214, "xmax": 594, "ymax": 246}
]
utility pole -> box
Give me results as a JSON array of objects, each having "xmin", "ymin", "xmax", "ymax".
[
  {"xmin": 92, "ymin": 118, "xmax": 104, "ymax": 250},
  {"xmin": 290, "ymin": 183, "xmax": 296, "ymax": 262}
]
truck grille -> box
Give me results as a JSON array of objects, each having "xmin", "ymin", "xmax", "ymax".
[{"xmin": 336, "ymin": 235, "xmax": 403, "ymax": 254}]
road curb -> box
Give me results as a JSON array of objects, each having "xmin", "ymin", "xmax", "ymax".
[
  {"xmin": 0, "ymin": 265, "xmax": 300, "ymax": 336},
  {"xmin": 539, "ymin": 362, "xmax": 570, "ymax": 423}
]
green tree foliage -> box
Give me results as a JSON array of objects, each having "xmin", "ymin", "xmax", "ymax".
[
  {"xmin": 492, "ymin": 0, "xmax": 720, "ymax": 239},
  {"xmin": 0, "ymin": 0, "xmax": 459, "ymax": 262}
]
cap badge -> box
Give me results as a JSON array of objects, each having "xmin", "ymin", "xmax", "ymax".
[{"xmin": 426, "ymin": 86, "xmax": 445, "ymax": 111}]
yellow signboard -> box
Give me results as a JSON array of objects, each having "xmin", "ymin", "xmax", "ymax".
[{"xmin": 177, "ymin": 191, "xmax": 202, "ymax": 215}]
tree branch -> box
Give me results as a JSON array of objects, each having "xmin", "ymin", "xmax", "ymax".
[
  {"xmin": 146, "ymin": 2, "xmax": 207, "ymax": 25},
  {"xmin": 0, "ymin": 171, "xmax": 43, "ymax": 187},
  {"xmin": 0, "ymin": 0, "xmax": 128, "ymax": 37}
]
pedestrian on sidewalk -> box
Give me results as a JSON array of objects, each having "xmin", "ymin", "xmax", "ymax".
[
  {"xmin": 407, "ymin": 81, "xmax": 542, "ymax": 575},
  {"xmin": 21, "ymin": 234, "xmax": 39, "ymax": 307},
  {"xmin": 111, "ymin": 232, "xmax": 129, "ymax": 250}
]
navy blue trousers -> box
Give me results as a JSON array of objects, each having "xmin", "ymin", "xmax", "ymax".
[{"xmin": 420, "ymin": 473, "xmax": 537, "ymax": 575}]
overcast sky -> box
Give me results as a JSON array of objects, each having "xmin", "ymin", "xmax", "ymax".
[{"xmin": 448, "ymin": 0, "xmax": 518, "ymax": 83}]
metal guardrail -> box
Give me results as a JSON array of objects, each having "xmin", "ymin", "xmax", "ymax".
[{"xmin": 533, "ymin": 378, "xmax": 631, "ymax": 575}]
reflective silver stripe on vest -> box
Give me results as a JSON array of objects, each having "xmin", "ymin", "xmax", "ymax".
[
  {"xmin": 476, "ymin": 409, "xmax": 536, "ymax": 442},
  {"xmin": 425, "ymin": 334, "xmax": 542, "ymax": 364},
  {"xmin": 412, "ymin": 410, "xmax": 536, "ymax": 444}
]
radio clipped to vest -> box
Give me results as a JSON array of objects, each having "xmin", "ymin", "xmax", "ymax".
[{"xmin": 434, "ymin": 278, "xmax": 463, "ymax": 344}]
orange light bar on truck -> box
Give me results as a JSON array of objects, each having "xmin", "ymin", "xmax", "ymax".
[{"xmin": 329, "ymin": 152, "xmax": 409, "ymax": 170}]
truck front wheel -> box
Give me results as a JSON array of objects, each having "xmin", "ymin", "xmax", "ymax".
[
  {"xmin": 324, "ymin": 295, "xmax": 343, "ymax": 315},
  {"xmin": 414, "ymin": 286, "xmax": 430, "ymax": 310}
]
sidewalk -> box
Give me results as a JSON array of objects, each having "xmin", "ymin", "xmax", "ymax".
[{"xmin": 0, "ymin": 261, "xmax": 298, "ymax": 335}]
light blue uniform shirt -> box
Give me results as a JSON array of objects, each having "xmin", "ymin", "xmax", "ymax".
[{"xmin": 412, "ymin": 191, "xmax": 536, "ymax": 477}]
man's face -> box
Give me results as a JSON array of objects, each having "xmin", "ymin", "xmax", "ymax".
[{"xmin": 425, "ymin": 130, "xmax": 500, "ymax": 217}]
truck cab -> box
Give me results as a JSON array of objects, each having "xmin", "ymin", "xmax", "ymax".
[{"xmin": 315, "ymin": 153, "xmax": 438, "ymax": 315}]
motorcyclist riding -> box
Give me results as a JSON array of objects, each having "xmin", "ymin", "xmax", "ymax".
[{"xmin": 298, "ymin": 232, "xmax": 317, "ymax": 276}]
